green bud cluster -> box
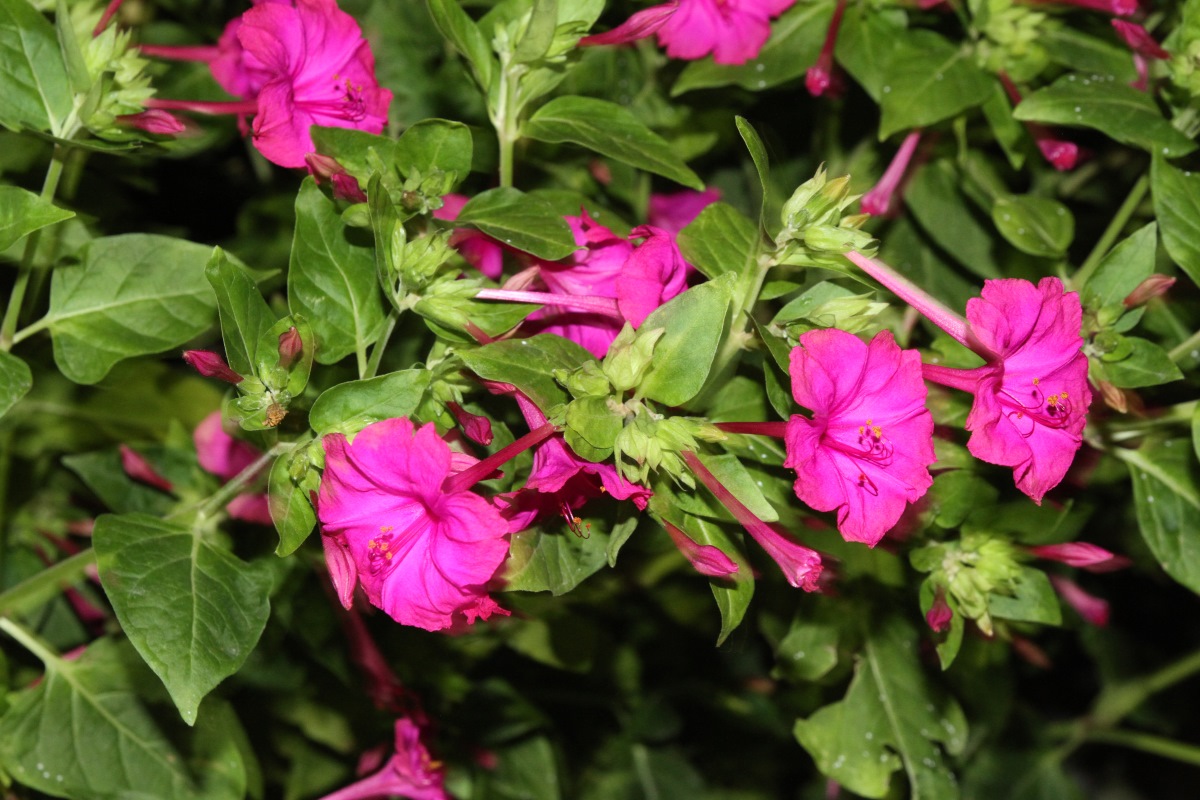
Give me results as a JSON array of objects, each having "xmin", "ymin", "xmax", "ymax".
[
  {"xmin": 1171, "ymin": 1, "xmax": 1200, "ymax": 97},
  {"xmin": 69, "ymin": 2, "xmax": 157, "ymax": 140},
  {"xmin": 775, "ymin": 167, "xmax": 876, "ymax": 268},
  {"xmin": 973, "ymin": 0, "xmax": 1054, "ymax": 83},
  {"xmin": 911, "ymin": 533, "xmax": 1022, "ymax": 636}
]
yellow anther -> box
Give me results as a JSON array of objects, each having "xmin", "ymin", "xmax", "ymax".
[
  {"xmin": 380, "ymin": 525, "xmax": 393, "ymax": 533},
  {"xmin": 1032, "ymin": 378, "xmax": 1040, "ymax": 385},
  {"xmin": 872, "ymin": 425, "xmax": 882, "ymax": 437}
]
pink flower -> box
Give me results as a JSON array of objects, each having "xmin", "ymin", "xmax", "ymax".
[
  {"xmin": 317, "ymin": 417, "xmax": 513, "ymax": 631},
  {"xmin": 784, "ymin": 329, "xmax": 936, "ymax": 546},
  {"xmin": 433, "ymin": 194, "xmax": 504, "ymax": 279},
  {"xmin": 319, "ymin": 718, "xmax": 449, "ymax": 800},
  {"xmin": 1027, "ymin": 542, "xmax": 1117, "ymax": 569},
  {"xmin": 861, "ymin": 131, "xmax": 922, "ymax": 216},
  {"xmin": 1049, "ymin": 576, "xmax": 1109, "ymax": 626},
  {"xmin": 239, "ymin": 0, "xmax": 392, "ymax": 167},
  {"xmin": 805, "ymin": 0, "xmax": 848, "ymax": 97},
  {"xmin": 647, "ymin": 188, "xmax": 721, "ymax": 234},
  {"xmin": 926, "ymin": 588, "xmax": 953, "ymax": 633},
  {"xmin": 580, "ymin": 0, "xmax": 795, "ymax": 65},
  {"xmin": 663, "ymin": 520, "xmax": 738, "ymax": 577},
  {"xmin": 183, "ymin": 350, "xmax": 244, "ymax": 384},
  {"xmin": 849, "ymin": 253, "xmax": 1091, "ymax": 504},
  {"xmin": 195, "ymin": 412, "xmax": 273, "ymax": 525}
]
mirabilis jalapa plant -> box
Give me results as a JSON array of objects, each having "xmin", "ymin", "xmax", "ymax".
[{"xmin": 1, "ymin": 0, "xmax": 1199, "ymax": 798}]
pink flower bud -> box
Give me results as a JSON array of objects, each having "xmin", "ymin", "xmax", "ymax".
[
  {"xmin": 119, "ymin": 445, "xmax": 174, "ymax": 492},
  {"xmin": 1010, "ymin": 635, "xmax": 1053, "ymax": 669},
  {"xmin": 183, "ymin": 350, "xmax": 244, "ymax": 384},
  {"xmin": 278, "ymin": 326, "xmax": 303, "ymax": 369},
  {"xmin": 663, "ymin": 521, "xmax": 739, "ymax": 578},
  {"xmin": 1050, "ymin": 575, "xmax": 1110, "ymax": 626},
  {"xmin": 117, "ymin": 109, "xmax": 187, "ymax": 135},
  {"xmin": 1123, "ymin": 274, "xmax": 1175, "ymax": 308},
  {"xmin": 447, "ymin": 402, "xmax": 494, "ymax": 446},
  {"xmin": 861, "ymin": 131, "xmax": 922, "ymax": 216},
  {"xmin": 1036, "ymin": 136, "xmax": 1080, "ymax": 171},
  {"xmin": 304, "ymin": 153, "xmax": 344, "ymax": 180},
  {"xmin": 806, "ymin": 0, "xmax": 848, "ymax": 98},
  {"xmin": 1028, "ymin": 542, "xmax": 1118, "ymax": 568},
  {"xmin": 331, "ymin": 173, "xmax": 368, "ymax": 203},
  {"xmin": 926, "ymin": 589, "xmax": 953, "ymax": 633}
]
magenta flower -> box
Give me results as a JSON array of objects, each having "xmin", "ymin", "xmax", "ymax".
[
  {"xmin": 784, "ymin": 329, "xmax": 936, "ymax": 546},
  {"xmin": 1027, "ymin": 542, "xmax": 1117, "ymax": 569},
  {"xmin": 434, "ymin": 194, "xmax": 504, "ymax": 279},
  {"xmin": 319, "ymin": 718, "xmax": 448, "ymax": 800},
  {"xmin": 861, "ymin": 131, "xmax": 922, "ymax": 216},
  {"xmin": 848, "ymin": 254, "xmax": 1092, "ymax": 504},
  {"xmin": 183, "ymin": 349, "xmax": 244, "ymax": 384},
  {"xmin": 581, "ymin": 0, "xmax": 795, "ymax": 65},
  {"xmin": 195, "ymin": 412, "xmax": 273, "ymax": 525},
  {"xmin": 647, "ymin": 187, "xmax": 720, "ymax": 235},
  {"xmin": 805, "ymin": 0, "xmax": 848, "ymax": 97},
  {"xmin": 318, "ymin": 417, "xmax": 516, "ymax": 631}
]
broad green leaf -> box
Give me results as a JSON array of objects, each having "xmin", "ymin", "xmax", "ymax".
[
  {"xmin": 879, "ymin": 30, "xmax": 991, "ymax": 139},
  {"xmin": 676, "ymin": 202, "xmax": 759, "ymax": 279},
  {"xmin": 735, "ymin": 116, "xmax": 770, "ymax": 224},
  {"xmin": 502, "ymin": 519, "xmax": 612, "ymax": 595},
  {"xmin": 1083, "ymin": 223, "xmax": 1156, "ymax": 309},
  {"xmin": 680, "ymin": 513, "xmax": 754, "ymax": 645},
  {"xmin": 94, "ymin": 513, "xmax": 272, "ymax": 725},
  {"xmin": 794, "ymin": 615, "xmax": 967, "ymax": 799},
  {"xmin": 205, "ymin": 247, "xmax": 273, "ymax": 375},
  {"xmin": 46, "ymin": 235, "xmax": 218, "ymax": 384},
  {"xmin": 481, "ymin": 736, "xmax": 562, "ymax": 800},
  {"xmin": 906, "ymin": 161, "xmax": 1001, "ymax": 278},
  {"xmin": 0, "ymin": 184, "xmax": 73, "ymax": 252},
  {"xmin": 395, "ymin": 117, "xmax": 473, "ymax": 179},
  {"xmin": 269, "ymin": 445, "xmax": 321, "ymax": 557},
  {"xmin": 929, "ymin": 472, "xmax": 998, "ymax": 530},
  {"xmin": 512, "ymin": 0, "xmax": 557, "ymax": 63},
  {"xmin": 525, "ymin": 96, "xmax": 704, "ymax": 190},
  {"xmin": 1151, "ymin": 155, "xmax": 1200, "ymax": 286},
  {"xmin": 992, "ymin": 195, "xmax": 1074, "ymax": 258},
  {"xmin": 459, "ymin": 334, "xmax": 594, "ymax": 410},
  {"xmin": 1098, "ymin": 336, "xmax": 1184, "ymax": 388},
  {"xmin": 1122, "ymin": 440, "xmax": 1200, "ymax": 594},
  {"xmin": 455, "ymin": 186, "xmax": 577, "ymax": 260},
  {"xmin": 0, "ymin": 0, "xmax": 73, "ymax": 134},
  {"xmin": 672, "ymin": 1, "xmax": 831, "ymax": 94},
  {"xmin": 638, "ymin": 273, "xmax": 736, "ymax": 407},
  {"xmin": 0, "ymin": 634, "xmax": 246, "ymax": 799},
  {"xmin": 425, "ymin": 0, "xmax": 494, "ymax": 90},
  {"xmin": 697, "ymin": 453, "xmax": 777, "ymax": 522},
  {"xmin": 773, "ymin": 615, "xmax": 839, "ymax": 682},
  {"xmin": 962, "ymin": 749, "xmax": 1085, "ymax": 800},
  {"xmin": 835, "ymin": 6, "xmax": 906, "ymax": 101},
  {"xmin": 605, "ymin": 514, "xmax": 638, "ymax": 567},
  {"xmin": 988, "ymin": 567, "xmax": 1061, "ymax": 626},
  {"xmin": 1015, "ymin": 75, "xmax": 1196, "ymax": 158},
  {"xmin": 289, "ymin": 177, "xmax": 385, "ymax": 365},
  {"xmin": 1042, "ymin": 27, "xmax": 1137, "ymax": 83},
  {"xmin": 309, "ymin": 368, "xmax": 432, "ymax": 435},
  {"xmin": 0, "ymin": 350, "xmax": 31, "ymax": 419},
  {"xmin": 504, "ymin": 612, "xmax": 596, "ymax": 673}
]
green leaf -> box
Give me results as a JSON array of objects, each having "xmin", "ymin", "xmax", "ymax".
[
  {"xmin": 682, "ymin": 514, "xmax": 754, "ymax": 645},
  {"xmin": 395, "ymin": 117, "xmax": 473, "ymax": 179},
  {"xmin": 992, "ymin": 195, "xmax": 1074, "ymax": 258},
  {"xmin": 773, "ymin": 615, "xmax": 839, "ymax": 682},
  {"xmin": 525, "ymin": 96, "xmax": 704, "ymax": 190},
  {"xmin": 735, "ymin": 116, "xmax": 770, "ymax": 224},
  {"xmin": 1042, "ymin": 27, "xmax": 1137, "ymax": 83},
  {"xmin": 835, "ymin": 6, "xmax": 906, "ymax": 101},
  {"xmin": 0, "ymin": 350, "xmax": 31, "ymax": 419},
  {"xmin": 310, "ymin": 126, "xmax": 399, "ymax": 182},
  {"xmin": 482, "ymin": 735, "xmax": 562, "ymax": 800},
  {"xmin": 205, "ymin": 247, "xmax": 273, "ymax": 376},
  {"xmin": 54, "ymin": 0, "xmax": 89, "ymax": 96},
  {"xmin": 1122, "ymin": 440, "xmax": 1200, "ymax": 594},
  {"xmin": 1099, "ymin": 336, "xmax": 1184, "ymax": 388},
  {"xmin": 502, "ymin": 522, "xmax": 612, "ymax": 595},
  {"xmin": 255, "ymin": 313, "xmax": 315, "ymax": 397},
  {"xmin": 94, "ymin": 513, "xmax": 272, "ymax": 725},
  {"xmin": 512, "ymin": 0, "xmax": 558, "ymax": 63},
  {"xmin": 638, "ymin": 273, "xmax": 736, "ymax": 407},
  {"xmin": 455, "ymin": 186, "xmax": 578, "ymax": 260},
  {"xmin": 504, "ymin": 612, "xmax": 596, "ymax": 673},
  {"xmin": 460, "ymin": 334, "xmax": 594, "ymax": 410},
  {"xmin": 672, "ymin": 1, "xmax": 831, "ymax": 94},
  {"xmin": 988, "ymin": 567, "xmax": 1061, "ymax": 625},
  {"xmin": 676, "ymin": 202, "xmax": 759, "ymax": 280},
  {"xmin": 878, "ymin": 30, "xmax": 990, "ymax": 139},
  {"xmin": 0, "ymin": 0, "xmax": 73, "ymax": 135},
  {"xmin": 62, "ymin": 449, "xmax": 176, "ymax": 516},
  {"xmin": 425, "ymin": 0, "xmax": 494, "ymax": 90},
  {"xmin": 1083, "ymin": 223, "xmax": 1156, "ymax": 309},
  {"xmin": 905, "ymin": 161, "xmax": 1001, "ymax": 278},
  {"xmin": 1015, "ymin": 75, "xmax": 1196, "ymax": 158},
  {"xmin": 0, "ymin": 635, "xmax": 247, "ymax": 799},
  {"xmin": 564, "ymin": 395, "xmax": 621, "ymax": 460},
  {"xmin": 46, "ymin": 235, "xmax": 218, "ymax": 384},
  {"xmin": 269, "ymin": 446, "xmax": 321, "ymax": 557},
  {"xmin": 696, "ymin": 453, "xmax": 777, "ymax": 522},
  {"xmin": 289, "ymin": 178, "xmax": 385, "ymax": 365},
  {"xmin": 794, "ymin": 615, "xmax": 967, "ymax": 798},
  {"xmin": 1151, "ymin": 155, "xmax": 1200, "ymax": 286},
  {"xmin": 980, "ymin": 80, "xmax": 1027, "ymax": 170},
  {"xmin": 0, "ymin": 184, "xmax": 73, "ymax": 252},
  {"xmin": 309, "ymin": 368, "xmax": 432, "ymax": 435}
]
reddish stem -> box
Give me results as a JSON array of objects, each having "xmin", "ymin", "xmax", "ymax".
[
  {"xmin": 714, "ymin": 421, "xmax": 788, "ymax": 437},
  {"xmin": 442, "ymin": 423, "xmax": 558, "ymax": 494}
]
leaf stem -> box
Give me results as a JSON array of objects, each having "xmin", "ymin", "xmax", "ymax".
[
  {"xmin": 0, "ymin": 617, "xmax": 60, "ymax": 667},
  {"xmin": 0, "ymin": 549, "xmax": 97, "ymax": 618},
  {"xmin": 1074, "ymin": 174, "xmax": 1149, "ymax": 289},
  {"xmin": 0, "ymin": 148, "xmax": 68, "ymax": 352},
  {"xmin": 1085, "ymin": 729, "xmax": 1200, "ymax": 767},
  {"xmin": 1168, "ymin": 328, "xmax": 1200, "ymax": 363},
  {"xmin": 363, "ymin": 311, "xmax": 399, "ymax": 380}
]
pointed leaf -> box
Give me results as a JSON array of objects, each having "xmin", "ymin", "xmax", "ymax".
[
  {"xmin": 1083, "ymin": 223, "xmax": 1157, "ymax": 309},
  {"xmin": 455, "ymin": 186, "xmax": 578, "ymax": 260},
  {"xmin": 0, "ymin": 350, "xmax": 31, "ymax": 419},
  {"xmin": 676, "ymin": 201, "xmax": 759, "ymax": 279},
  {"xmin": 992, "ymin": 195, "xmax": 1074, "ymax": 258},
  {"xmin": 1151, "ymin": 155, "xmax": 1200, "ymax": 286},
  {"xmin": 878, "ymin": 30, "xmax": 990, "ymax": 139},
  {"xmin": 0, "ymin": 184, "xmax": 73, "ymax": 252},
  {"xmin": 270, "ymin": 446, "xmax": 321, "ymax": 557},
  {"xmin": 205, "ymin": 248, "xmax": 274, "ymax": 375},
  {"xmin": 309, "ymin": 368, "xmax": 432, "ymax": 435},
  {"xmin": 1122, "ymin": 440, "xmax": 1200, "ymax": 595},
  {"xmin": 395, "ymin": 117, "xmax": 473, "ymax": 179},
  {"xmin": 0, "ymin": 0, "xmax": 73, "ymax": 134},
  {"xmin": 638, "ymin": 273, "xmax": 736, "ymax": 407},
  {"xmin": 459, "ymin": 334, "xmax": 595, "ymax": 410}
]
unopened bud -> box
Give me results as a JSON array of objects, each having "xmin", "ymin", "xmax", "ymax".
[
  {"xmin": 183, "ymin": 350, "xmax": 243, "ymax": 384},
  {"xmin": 1027, "ymin": 542, "xmax": 1118, "ymax": 569},
  {"xmin": 277, "ymin": 327, "xmax": 303, "ymax": 370},
  {"xmin": 331, "ymin": 173, "xmax": 367, "ymax": 204},
  {"xmin": 926, "ymin": 589, "xmax": 953, "ymax": 633},
  {"xmin": 119, "ymin": 445, "xmax": 173, "ymax": 492},
  {"xmin": 448, "ymin": 402, "xmax": 494, "ymax": 446},
  {"xmin": 304, "ymin": 153, "xmax": 343, "ymax": 180},
  {"xmin": 603, "ymin": 325, "xmax": 664, "ymax": 393},
  {"xmin": 1049, "ymin": 575, "xmax": 1109, "ymax": 626},
  {"xmin": 555, "ymin": 361, "xmax": 612, "ymax": 399},
  {"xmin": 117, "ymin": 109, "xmax": 185, "ymax": 135},
  {"xmin": 1123, "ymin": 274, "xmax": 1175, "ymax": 308}
]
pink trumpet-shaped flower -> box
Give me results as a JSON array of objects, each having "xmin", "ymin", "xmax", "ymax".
[
  {"xmin": 682, "ymin": 451, "xmax": 823, "ymax": 589},
  {"xmin": 805, "ymin": 0, "xmax": 848, "ymax": 97},
  {"xmin": 848, "ymin": 253, "xmax": 1091, "ymax": 504},
  {"xmin": 1049, "ymin": 575, "xmax": 1109, "ymax": 626},
  {"xmin": 1112, "ymin": 20, "xmax": 1169, "ymax": 59},
  {"xmin": 861, "ymin": 131, "xmax": 922, "ymax": 216},
  {"xmin": 1027, "ymin": 541, "xmax": 1117, "ymax": 568},
  {"xmin": 319, "ymin": 718, "xmax": 449, "ymax": 800},
  {"xmin": 784, "ymin": 329, "xmax": 936, "ymax": 546},
  {"xmin": 581, "ymin": 0, "xmax": 795, "ymax": 66},
  {"xmin": 195, "ymin": 412, "xmax": 273, "ymax": 525},
  {"xmin": 663, "ymin": 520, "xmax": 738, "ymax": 577}
]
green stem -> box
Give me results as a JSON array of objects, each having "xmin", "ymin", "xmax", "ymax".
[
  {"xmin": 1093, "ymin": 644, "xmax": 1200, "ymax": 728},
  {"xmin": 1086, "ymin": 729, "xmax": 1200, "ymax": 767},
  {"xmin": 183, "ymin": 442, "xmax": 291, "ymax": 523},
  {"xmin": 363, "ymin": 311, "xmax": 399, "ymax": 380},
  {"xmin": 1168, "ymin": 329, "xmax": 1200, "ymax": 363},
  {"xmin": 0, "ymin": 549, "xmax": 96, "ymax": 619},
  {"xmin": 0, "ymin": 429, "xmax": 11, "ymax": 585},
  {"xmin": 493, "ymin": 49, "xmax": 522, "ymax": 189},
  {"xmin": 0, "ymin": 149, "xmax": 67, "ymax": 351},
  {"xmin": 0, "ymin": 617, "xmax": 60, "ymax": 667},
  {"xmin": 1074, "ymin": 174, "xmax": 1149, "ymax": 289}
]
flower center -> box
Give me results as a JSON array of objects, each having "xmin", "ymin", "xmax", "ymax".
[
  {"xmin": 824, "ymin": 418, "xmax": 894, "ymax": 497},
  {"xmin": 299, "ymin": 73, "xmax": 368, "ymax": 121},
  {"xmin": 999, "ymin": 378, "xmax": 1073, "ymax": 437},
  {"xmin": 367, "ymin": 527, "xmax": 398, "ymax": 575}
]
